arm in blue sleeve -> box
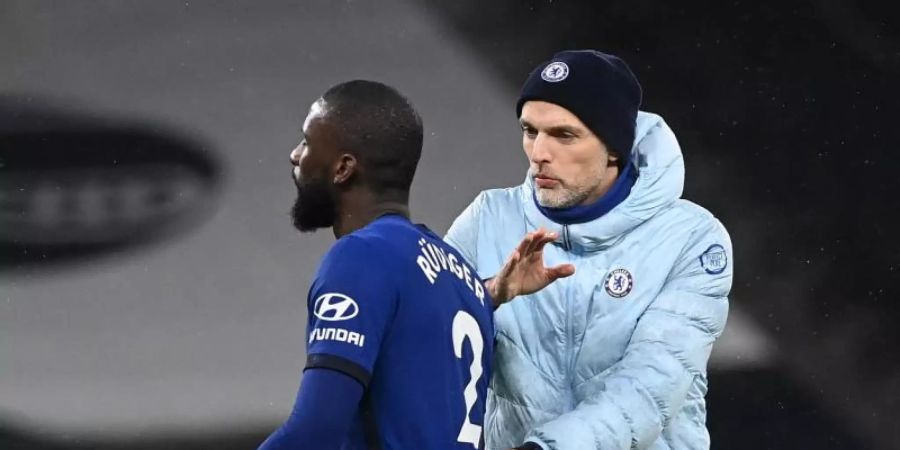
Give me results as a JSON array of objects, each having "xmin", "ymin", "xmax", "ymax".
[{"xmin": 258, "ymin": 368, "xmax": 363, "ymax": 450}]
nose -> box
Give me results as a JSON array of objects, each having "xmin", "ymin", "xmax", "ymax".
[
  {"xmin": 289, "ymin": 145, "xmax": 301, "ymax": 165},
  {"xmin": 529, "ymin": 133, "xmax": 552, "ymax": 164}
]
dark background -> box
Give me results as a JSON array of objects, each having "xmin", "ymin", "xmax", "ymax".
[{"xmin": 1, "ymin": 1, "xmax": 897, "ymax": 449}]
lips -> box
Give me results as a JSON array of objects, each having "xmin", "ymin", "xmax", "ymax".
[{"xmin": 534, "ymin": 175, "xmax": 559, "ymax": 188}]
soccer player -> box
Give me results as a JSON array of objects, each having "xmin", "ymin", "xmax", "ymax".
[{"xmin": 259, "ymin": 80, "xmax": 504, "ymax": 449}]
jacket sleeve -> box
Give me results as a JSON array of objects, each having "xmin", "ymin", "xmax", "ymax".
[
  {"xmin": 525, "ymin": 219, "xmax": 733, "ymax": 450},
  {"xmin": 444, "ymin": 192, "xmax": 486, "ymax": 273}
]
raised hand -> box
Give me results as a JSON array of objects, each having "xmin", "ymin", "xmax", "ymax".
[{"xmin": 486, "ymin": 228, "xmax": 576, "ymax": 308}]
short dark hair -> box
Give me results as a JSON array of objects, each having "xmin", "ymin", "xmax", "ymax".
[{"xmin": 321, "ymin": 80, "xmax": 423, "ymax": 197}]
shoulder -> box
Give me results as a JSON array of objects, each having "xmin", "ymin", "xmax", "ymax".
[
  {"xmin": 480, "ymin": 184, "xmax": 527, "ymax": 206},
  {"xmin": 321, "ymin": 225, "xmax": 405, "ymax": 273},
  {"xmin": 640, "ymin": 199, "xmax": 732, "ymax": 273},
  {"xmin": 320, "ymin": 235, "xmax": 381, "ymax": 272},
  {"xmin": 655, "ymin": 200, "xmax": 733, "ymax": 292},
  {"xmin": 464, "ymin": 184, "xmax": 528, "ymax": 219},
  {"xmin": 314, "ymin": 230, "xmax": 404, "ymax": 298},
  {"xmin": 448, "ymin": 184, "xmax": 527, "ymax": 234},
  {"xmin": 655, "ymin": 199, "xmax": 731, "ymax": 245}
]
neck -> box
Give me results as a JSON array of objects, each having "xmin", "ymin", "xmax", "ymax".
[
  {"xmin": 333, "ymin": 190, "xmax": 410, "ymax": 238},
  {"xmin": 581, "ymin": 164, "xmax": 621, "ymax": 205}
]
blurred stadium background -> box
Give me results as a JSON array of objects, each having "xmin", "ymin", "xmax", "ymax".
[{"xmin": 1, "ymin": 1, "xmax": 896, "ymax": 449}]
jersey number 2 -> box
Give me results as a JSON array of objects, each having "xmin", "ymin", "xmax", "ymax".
[{"xmin": 452, "ymin": 311, "xmax": 484, "ymax": 448}]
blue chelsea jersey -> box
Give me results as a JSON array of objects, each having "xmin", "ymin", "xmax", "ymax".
[{"xmin": 305, "ymin": 214, "xmax": 494, "ymax": 449}]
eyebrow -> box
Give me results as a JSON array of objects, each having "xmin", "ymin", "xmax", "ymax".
[{"xmin": 519, "ymin": 120, "xmax": 583, "ymax": 136}]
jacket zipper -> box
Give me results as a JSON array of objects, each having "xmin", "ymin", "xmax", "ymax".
[{"xmin": 562, "ymin": 225, "xmax": 576, "ymax": 406}]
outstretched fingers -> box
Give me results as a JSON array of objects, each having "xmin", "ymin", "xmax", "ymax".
[
  {"xmin": 523, "ymin": 228, "xmax": 557, "ymax": 255},
  {"xmin": 516, "ymin": 232, "xmax": 536, "ymax": 257},
  {"xmin": 498, "ymin": 249, "xmax": 521, "ymax": 279},
  {"xmin": 539, "ymin": 230, "xmax": 558, "ymax": 248}
]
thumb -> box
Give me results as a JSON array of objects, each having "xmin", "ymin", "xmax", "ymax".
[{"xmin": 547, "ymin": 263, "xmax": 576, "ymax": 280}]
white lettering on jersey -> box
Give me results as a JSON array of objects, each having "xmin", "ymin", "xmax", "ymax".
[
  {"xmin": 309, "ymin": 327, "xmax": 366, "ymax": 348},
  {"xmin": 416, "ymin": 254, "xmax": 437, "ymax": 283},
  {"xmin": 448, "ymin": 253, "xmax": 464, "ymax": 278},
  {"xmin": 415, "ymin": 238, "xmax": 485, "ymax": 305}
]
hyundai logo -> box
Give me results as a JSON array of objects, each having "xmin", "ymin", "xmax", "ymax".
[{"xmin": 313, "ymin": 293, "xmax": 360, "ymax": 321}]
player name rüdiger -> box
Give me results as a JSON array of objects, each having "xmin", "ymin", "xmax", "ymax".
[{"xmin": 415, "ymin": 238, "xmax": 485, "ymax": 305}]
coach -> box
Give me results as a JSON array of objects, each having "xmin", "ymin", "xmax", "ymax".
[{"xmin": 446, "ymin": 50, "xmax": 734, "ymax": 450}]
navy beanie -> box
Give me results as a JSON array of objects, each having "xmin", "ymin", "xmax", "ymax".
[{"xmin": 516, "ymin": 50, "xmax": 642, "ymax": 165}]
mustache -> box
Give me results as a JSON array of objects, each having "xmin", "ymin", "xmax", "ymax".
[{"xmin": 530, "ymin": 168, "xmax": 560, "ymax": 180}]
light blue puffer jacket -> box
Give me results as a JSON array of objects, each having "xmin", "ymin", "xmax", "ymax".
[{"xmin": 445, "ymin": 112, "xmax": 733, "ymax": 450}]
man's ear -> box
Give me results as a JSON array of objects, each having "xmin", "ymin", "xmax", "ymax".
[
  {"xmin": 607, "ymin": 150, "xmax": 626, "ymax": 171},
  {"xmin": 333, "ymin": 153, "xmax": 358, "ymax": 185},
  {"xmin": 608, "ymin": 151, "xmax": 620, "ymax": 164}
]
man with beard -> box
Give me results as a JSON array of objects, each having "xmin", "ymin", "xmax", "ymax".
[
  {"xmin": 446, "ymin": 50, "xmax": 733, "ymax": 449},
  {"xmin": 258, "ymin": 80, "xmax": 567, "ymax": 450}
]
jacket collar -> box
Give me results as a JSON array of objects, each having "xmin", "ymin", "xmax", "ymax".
[{"xmin": 523, "ymin": 111, "xmax": 685, "ymax": 253}]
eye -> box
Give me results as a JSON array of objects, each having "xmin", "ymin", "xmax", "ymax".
[
  {"xmin": 552, "ymin": 130, "xmax": 577, "ymax": 143},
  {"xmin": 522, "ymin": 126, "xmax": 538, "ymax": 139}
]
